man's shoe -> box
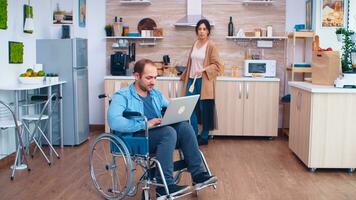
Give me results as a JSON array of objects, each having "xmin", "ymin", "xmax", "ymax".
[
  {"xmin": 198, "ymin": 138, "xmax": 208, "ymax": 146},
  {"xmin": 156, "ymin": 184, "xmax": 190, "ymax": 198},
  {"xmin": 193, "ymin": 172, "xmax": 218, "ymax": 190}
]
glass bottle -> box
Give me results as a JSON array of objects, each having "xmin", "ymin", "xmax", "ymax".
[{"xmin": 228, "ymin": 16, "xmax": 234, "ymax": 36}]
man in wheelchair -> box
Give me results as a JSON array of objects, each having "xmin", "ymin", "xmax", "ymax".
[{"xmin": 108, "ymin": 59, "xmax": 217, "ymax": 198}]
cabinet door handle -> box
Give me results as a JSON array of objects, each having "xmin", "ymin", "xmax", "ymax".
[
  {"xmin": 299, "ymin": 92, "xmax": 302, "ymax": 111},
  {"xmin": 168, "ymin": 82, "xmax": 172, "ymax": 98},
  {"xmin": 296, "ymin": 92, "xmax": 300, "ymax": 111},
  {"xmin": 296, "ymin": 92, "xmax": 299, "ymax": 111},
  {"xmin": 246, "ymin": 83, "xmax": 249, "ymax": 99},
  {"xmin": 239, "ymin": 83, "xmax": 242, "ymax": 99},
  {"xmin": 175, "ymin": 81, "xmax": 179, "ymax": 98},
  {"xmin": 297, "ymin": 91, "xmax": 302, "ymax": 111}
]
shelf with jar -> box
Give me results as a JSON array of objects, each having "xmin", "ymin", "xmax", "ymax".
[
  {"xmin": 226, "ymin": 36, "xmax": 287, "ymax": 40},
  {"xmin": 106, "ymin": 16, "xmax": 164, "ymax": 47},
  {"xmin": 286, "ymin": 31, "xmax": 316, "ymax": 81},
  {"xmin": 226, "ymin": 25, "xmax": 286, "ymax": 47},
  {"xmin": 119, "ymin": 0, "xmax": 151, "ymax": 5},
  {"xmin": 107, "ymin": 36, "xmax": 164, "ymax": 47},
  {"xmin": 242, "ymin": 0, "xmax": 275, "ymax": 6}
]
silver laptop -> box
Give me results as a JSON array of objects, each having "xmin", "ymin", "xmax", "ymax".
[{"xmin": 150, "ymin": 95, "xmax": 200, "ymax": 129}]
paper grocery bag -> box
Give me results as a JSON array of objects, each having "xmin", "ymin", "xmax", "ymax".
[{"xmin": 312, "ymin": 51, "xmax": 341, "ymax": 85}]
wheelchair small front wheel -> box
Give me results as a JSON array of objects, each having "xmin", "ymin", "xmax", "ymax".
[{"xmin": 89, "ymin": 133, "xmax": 133, "ymax": 200}]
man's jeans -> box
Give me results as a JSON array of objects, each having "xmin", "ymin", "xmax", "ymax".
[{"xmin": 148, "ymin": 121, "xmax": 205, "ymax": 185}]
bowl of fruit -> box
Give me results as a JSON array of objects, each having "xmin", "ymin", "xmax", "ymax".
[{"xmin": 18, "ymin": 68, "xmax": 46, "ymax": 84}]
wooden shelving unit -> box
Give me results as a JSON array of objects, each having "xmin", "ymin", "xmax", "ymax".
[
  {"xmin": 226, "ymin": 36, "xmax": 287, "ymax": 40},
  {"xmin": 119, "ymin": 0, "xmax": 151, "ymax": 5},
  {"xmin": 106, "ymin": 36, "xmax": 163, "ymax": 47},
  {"xmin": 286, "ymin": 31, "xmax": 315, "ymax": 81}
]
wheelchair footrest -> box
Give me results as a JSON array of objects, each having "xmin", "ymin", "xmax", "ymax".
[
  {"xmin": 157, "ymin": 188, "xmax": 193, "ymax": 200},
  {"xmin": 195, "ymin": 182, "xmax": 217, "ymax": 192},
  {"xmin": 148, "ymin": 160, "xmax": 188, "ymax": 180}
]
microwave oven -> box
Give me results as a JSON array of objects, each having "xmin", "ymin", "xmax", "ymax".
[{"xmin": 244, "ymin": 60, "xmax": 276, "ymax": 77}]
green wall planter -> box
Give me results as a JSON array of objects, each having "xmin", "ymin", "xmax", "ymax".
[
  {"xmin": 0, "ymin": 0, "xmax": 8, "ymax": 30},
  {"xmin": 24, "ymin": 4, "xmax": 34, "ymax": 33},
  {"xmin": 9, "ymin": 41, "xmax": 24, "ymax": 64}
]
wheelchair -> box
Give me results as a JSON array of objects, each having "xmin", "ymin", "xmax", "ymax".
[{"xmin": 89, "ymin": 94, "xmax": 216, "ymax": 200}]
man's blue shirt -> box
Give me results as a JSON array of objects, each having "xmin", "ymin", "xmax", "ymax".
[{"xmin": 108, "ymin": 82, "xmax": 168, "ymax": 133}]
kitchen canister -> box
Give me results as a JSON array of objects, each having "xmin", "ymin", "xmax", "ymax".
[{"xmin": 267, "ymin": 25, "xmax": 273, "ymax": 37}]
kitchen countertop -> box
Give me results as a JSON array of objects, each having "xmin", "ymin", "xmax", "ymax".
[
  {"xmin": 0, "ymin": 81, "xmax": 66, "ymax": 91},
  {"xmin": 104, "ymin": 76, "xmax": 280, "ymax": 82},
  {"xmin": 289, "ymin": 81, "xmax": 356, "ymax": 94}
]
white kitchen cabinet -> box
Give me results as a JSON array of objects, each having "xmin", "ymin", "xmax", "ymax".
[
  {"xmin": 155, "ymin": 79, "xmax": 183, "ymax": 99},
  {"xmin": 289, "ymin": 82, "xmax": 356, "ymax": 171},
  {"xmin": 211, "ymin": 81, "xmax": 244, "ymax": 136},
  {"xmin": 104, "ymin": 77, "xmax": 279, "ymax": 136},
  {"xmin": 242, "ymin": 81, "xmax": 279, "ymax": 136},
  {"xmin": 211, "ymin": 80, "xmax": 279, "ymax": 137}
]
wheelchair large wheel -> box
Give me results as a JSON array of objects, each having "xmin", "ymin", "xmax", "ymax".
[{"xmin": 89, "ymin": 133, "xmax": 133, "ymax": 200}]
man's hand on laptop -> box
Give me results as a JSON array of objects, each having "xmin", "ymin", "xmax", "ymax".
[{"xmin": 148, "ymin": 118, "xmax": 162, "ymax": 128}]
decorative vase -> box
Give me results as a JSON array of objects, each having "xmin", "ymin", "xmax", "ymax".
[
  {"xmin": 351, "ymin": 34, "xmax": 356, "ymax": 43},
  {"xmin": 105, "ymin": 29, "xmax": 113, "ymax": 37},
  {"xmin": 336, "ymin": 34, "xmax": 343, "ymax": 42}
]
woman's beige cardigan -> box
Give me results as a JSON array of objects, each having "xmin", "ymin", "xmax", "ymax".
[{"xmin": 181, "ymin": 40, "xmax": 222, "ymax": 100}]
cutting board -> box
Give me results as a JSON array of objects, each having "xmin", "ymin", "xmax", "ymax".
[{"xmin": 137, "ymin": 18, "xmax": 157, "ymax": 33}]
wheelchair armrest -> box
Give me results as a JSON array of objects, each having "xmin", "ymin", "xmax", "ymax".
[
  {"xmin": 122, "ymin": 111, "xmax": 149, "ymax": 136},
  {"xmin": 98, "ymin": 94, "xmax": 107, "ymax": 99},
  {"xmin": 123, "ymin": 111, "xmax": 144, "ymax": 118}
]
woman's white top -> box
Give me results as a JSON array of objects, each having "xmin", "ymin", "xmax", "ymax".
[{"xmin": 189, "ymin": 41, "xmax": 208, "ymax": 78}]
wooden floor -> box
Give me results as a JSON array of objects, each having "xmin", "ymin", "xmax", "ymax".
[{"xmin": 0, "ymin": 131, "xmax": 356, "ymax": 200}]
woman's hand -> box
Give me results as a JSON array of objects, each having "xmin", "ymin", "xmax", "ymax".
[{"xmin": 195, "ymin": 68, "xmax": 206, "ymax": 76}]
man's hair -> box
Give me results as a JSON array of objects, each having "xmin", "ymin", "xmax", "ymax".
[
  {"xmin": 195, "ymin": 19, "xmax": 211, "ymax": 36},
  {"xmin": 133, "ymin": 58, "xmax": 155, "ymax": 76}
]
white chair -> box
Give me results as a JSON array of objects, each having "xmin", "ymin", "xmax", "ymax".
[
  {"xmin": 22, "ymin": 93, "xmax": 60, "ymax": 165},
  {"xmin": 0, "ymin": 100, "xmax": 31, "ymax": 180}
]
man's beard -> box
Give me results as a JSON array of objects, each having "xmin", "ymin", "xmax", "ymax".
[
  {"xmin": 138, "ymin": 80, "xmax": 153, "ymax": 92},
  {"xmin": 138, "ymin": 81, "xmax": 147, "ymax": 92}
]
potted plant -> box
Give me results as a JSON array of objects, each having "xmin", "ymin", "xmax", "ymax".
[
  {"xmin": 105, "ymin": 24, "xmax": 113, "ymax": 36},
  {"xmin": 340, "ymin": 30, "xmax": 356, "ymax": 72},
  {"xmin": 336, "ymin": 28, "xmax": 346, "ymax": 42},
  {"xmin": 53, "ymin": 3, "xmax": 65, "ymax": 23},
  {"xmin": 351, "ymin": 48, "xmax": 356, "ymax": 70}
]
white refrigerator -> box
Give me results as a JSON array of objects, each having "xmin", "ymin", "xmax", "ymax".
[{"xmin": 36, "ymin": 38, "xmax": 89, "ymax": 145}]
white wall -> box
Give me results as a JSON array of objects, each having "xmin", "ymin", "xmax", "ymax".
[
  {"xmin": 0, "ymin": 0, "xmax": 53, "ymax": 158},
  {"xmin": 349, "ymin": 0, "xmax": 356, "ymax": 31},
  {"xmin": 286, "ymin": 0, "xmax": 306, "ymax": 32},
  {"xmin": 87, "ymin": 0, "xmax": 106, "ymax": 125},
  {"xmin": 0, "ymin": 0, "xmax": 87, "ymax": 158}
]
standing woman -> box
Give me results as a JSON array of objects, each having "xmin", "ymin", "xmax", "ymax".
[{"xmin": 181, "ymin": 19, "xmax": 222, "ymax": 145}]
